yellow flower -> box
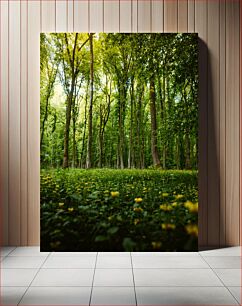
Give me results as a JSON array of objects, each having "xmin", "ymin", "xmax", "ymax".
[
  {"xmin": 133, "ymin": 207, "xmax": 143, "ymax": 213},
  {"xmin": 162, "ymin": 192, "xmax": 169, "ymax": 197},
  {"xmin": 161, "ymin": 223, "xmax": 176, "ymax": 230},
  {"xmin": 172, "ymin": 202, "xmax": 178, "ymax": 207},
  {"xmin": 134, "ymin": 219, "xmax": 140, "ymax": 225},
  {"xmin": 185, "ymin": 224, "xmax": 198, "ymax": 236},
  {"xmin": 68, "ymin": 207, "xmax": 74, "ymax": 212},
  {"xmin": 134, "ymin": 197, "xmax": 143, "ymax": 203},
  {"xmin": 111, "ymin": 191, "xmax": 119, "ymax": 198},
  {"xmin": 184, "ymin": 200, "xmax": 193, "ymax": 207},
  {"xmin": 184, "ymin": 201, "xmax": 198, "ymax": 213},
  {"xmin": 59, "ymin": 202, "xmax": 64, "ymax": 207},
  {"xmin": 151, "ymin": 241, "xmax": 162, "ymax": 250},
  {"xmin": 175, "ymin": 194, "xmax": 184, "ymax": 200},
  {"xmin": 50, "ymin": 241, "xmax": 61, "ymax": 248},
  {"xmin": 160, "ymin": 204, "xmax": 172, "ymax": 211}
]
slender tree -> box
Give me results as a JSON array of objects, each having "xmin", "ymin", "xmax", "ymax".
[{"xmin": 86, "ymin": 33, "xmax": 94, "ymax": 169}]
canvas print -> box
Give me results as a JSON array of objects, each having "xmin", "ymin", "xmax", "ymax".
[{"xmin": 40, "ymin": 33, "xmax": 198, "ymax": 252}]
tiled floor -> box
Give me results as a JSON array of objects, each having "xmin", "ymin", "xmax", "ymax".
[{"xmin": 0, "ymin": 246, "xmax": 241, "ymax": 305}]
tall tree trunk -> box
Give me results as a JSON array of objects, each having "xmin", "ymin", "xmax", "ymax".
[
  {"xmin": 138, "ymin": 87, "xmax": 145, "ymax": 168},
  {"xmin": 137, "ymin": 89, "xmax": 141, "ymax": 168},
  {"xmin": 98, "ymin": 105, "xmax": 103, "ymax": 168},
  {"xmin": 40, "ymin": 67, "xmax": 57, "ymax": 151},
  {"xmin": 79, "ymin": 86, "xmax": 88, "ymax": 168},
  {"xmin": 176, "ymin": 136, "xmax": 180, "ymax": 169},
  {"xmin": 157, "ymin": 75, "xmax": 163, "ymax": 119},
  {"xmin": 141, "ymin": 119, "xmax": 145, "ymax": 169},
  {"xmin": 162, "ymin": 70, "xmax": 166, "ymax": 169},
  {"xmin": 166, "ymin": 76, "xmax": 173, "ymax": 166},
  {"xmin": 128, "ymin": 77, "xmax": 134, "ymax": 168},
  {"xmin": 63, "ymin": 82, "xmax": 74, "ymax": 168},
  {"xmin": 117, "ymin": 82, "xmax": 125, "ymax": 169},
  {"xmin": 98, "ymin": 134, "xmax": 104, "ymax": 168},
  {"xmin": 72, "ymin": 114, "xmax": 76, "ymax": 168},
  {"xmin": 150, "ymin": 77, "xmax": 161, "ymax": 167},
  {"xmin": 120, "ymin": 99, "xmax": 124, "ymax": 169},
  {"xmin": 185, "ymin": 132, "xmax": 191, "ymax": 169},
  {"xmin": 99, "ymin": 78, "xmax": 112, "ymax": 168},
  {"xmin": 86, "ymin": 33, "xmax": 94, "ymax": 169},
  {"xmin": 182, "ymin": 85, "xmax": 191, "ymax": 170},
  {"xmin": 62, "ymin": 33, "xmax": 79, "ymax": 169},
  {"xmin": 40, "ymin": 94, "xmax": 50, "ymax": 151}
]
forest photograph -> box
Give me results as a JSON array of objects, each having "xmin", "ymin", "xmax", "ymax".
[{"xmin": 40, "ymin": 33, "xmax": 198, "ymax": 252}]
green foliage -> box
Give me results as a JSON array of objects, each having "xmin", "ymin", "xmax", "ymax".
[
  {"xmin": 40, "ymin": 33, "xmax": 198, "ymax": 170},
  {"xmin": 40, "ymin": 33, "xmax": 199, "ymax": 252},
  {"xmin": 41, "ymin": 169, "xmax": 198, "ymax": 251}
]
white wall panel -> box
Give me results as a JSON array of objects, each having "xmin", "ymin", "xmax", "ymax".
[
  {"xmin": 0, "ymin": 0, "xmax": 9, "ymax": 245},
  {"xmin": 0, "ymin": 0, "xmax": 240, "ymax": 247},
  {"xmin": 41, "ymin": 0, "xmax": 56, "ymax": 32},
  {"xmin": 56, "ymin": 0, "xmax": 67, "ymax": 32},
  {"xmin": 9, "ymin": 0, "xmax": 21, "ymax": 245},
  {"xmin": 104, "ymin": 0, "xmax": 119, "ymax": 32},
  {"xmin": 90, "ymin": 0, "xmax": 104, "ymax": 32},
  {"xmin": 20, "ymin": 0, "xmax": 28, "ymax": 245},
  {"xmin": 120, "ymin": 0, "xmax": 132, "ymax": 32},
  {"xmin": 27, "ymin": 1, "xmax": 41, "ymax": 245}
]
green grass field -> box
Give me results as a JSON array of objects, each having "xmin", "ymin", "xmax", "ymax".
[{"xmin": 40, "ymin": 169, "xmax": 198, "ymax": 251}]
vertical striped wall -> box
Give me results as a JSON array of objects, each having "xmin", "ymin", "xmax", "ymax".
[{"xmin": 0, "ymin": 0, "xmax": 240, "ymax": 247}]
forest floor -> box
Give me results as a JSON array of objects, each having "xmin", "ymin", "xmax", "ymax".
[{"xmin": 40, "ymin": 169, "xmax": 198, "ymax": 252}]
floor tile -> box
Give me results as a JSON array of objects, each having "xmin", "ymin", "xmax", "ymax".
[
  {"xmin": 132, "ymin": 252, "xmax": 199, "ymax": 257},
  {"xmin": 91, "ymin": 287, "xmax": 136, "ymax": 305},
  {"xmin": 203, "ymin": 256, "xmax": 241, "ymax": 268},
  {"xmin": 50, "ymin": 252, "xmax": 97, "ymax": 257},
  {"xmin": 96, "ymin": 256, "xmax": 132, "ymax": 268},
  {"xmin": 136, "ymin": 287, "xmax": 238, "ymax": 305},
  {"xmin": 228, "ymin": 287, "xmax": 241, "ymax": 304},
  {"xmin": 93, "ymin": 269, "xmax": 134, "ymax": 286},
  {"xmin": 98, "ymin": 252, "xmax": 131, "ymax": 257},
  {"xmin": 134, "ymin": 268, "xmax": 223, "ymax": 286},
  {"xmin": 1, "ymin": 287, "xmax": 27, "ymax": 305},
  {"xmin": 132, "ymin": 256, "xmax": 209, "ymax": 269},
  {"xmin": 0, "ymin": 247, "xmax": 16, "ymax": 257},
  {"xmin": 31, "ymin": 268, "xmax": 94, "ymax": 286},
  {"xmin": 1, "ymin": 269, "xmax": 38, "ymax": 286},
  {"xmin": 42, "ymin": 256, "xmax": 96, "ymax": 268},
  {"xmin": 9, "ymin": 247, "xmax": 49, "ymax": 257},
  {"xmin": 214, "ymin": 269, "xmax": 241, "ymax": 286},
  {"xmin": 200, "ymin": 247, "xmax": 241, "ymax": 257},
  {"xmin": 19, "ymin": 286, "xmax": 91, "ymax": 305},
  {"xmin": 1, "ymin": 256, "xmax": 46, "ymax": 269}
]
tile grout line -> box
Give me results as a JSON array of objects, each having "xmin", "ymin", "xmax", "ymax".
[
  {"xmin": 2, "ymin": 246, "xmax": 17, "ymax": 257},
  {"xmin": 225, "ymin": 286, "xmax": 241, "ymax": 305},
  {"xmin": 199, "ymin": 253, "xmax": 240, "ymax": 305},
  {"xmin": 17, "ymin": 251, "xmax": 52, "ymax": 306},
  {"xmin": 130, "ymin": 251, "xmax": 138, "ymax": 306},
  {"xmin": 2, "ymin": 285, "xmax": 242, "ymax": 288},
  {"xmin": 89, "ymin": 251, "xmax": 98, "ymax": 306},
  {"xmin": 0, "ymin": 246, "xmax": 17, "ymax": 263}
]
